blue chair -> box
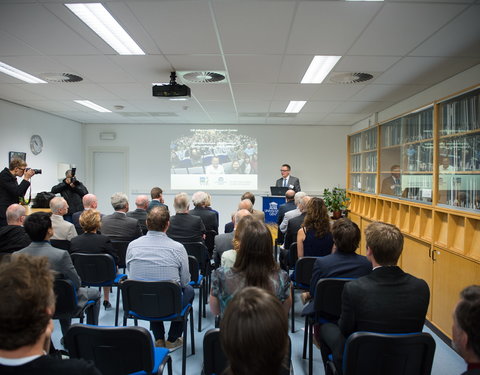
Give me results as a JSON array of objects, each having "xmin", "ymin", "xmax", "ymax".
[
  {"xmin": 65, "ymin": 324, "xmax": 172, "ymax": 375},
  {"xmin": 121, "ymin": 280, "xmax": 195, "ymax": 375},
  {"xmin": 53, "ymin": 278, "xmax": 96, "ymax": 324},
  {"xmin": 71, "ymin": 253, "xmax": 127, "ymax": 326},
  {"xmin": 188, "ymin": 255, "xmax": 206, "ymax": 332}
]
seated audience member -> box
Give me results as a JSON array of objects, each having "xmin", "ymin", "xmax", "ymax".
[
  {"xmin": 452, "ymin": 285, "xmax": 480, "ymax": 375},
  {"xmin": 72, "ymin": 194, "xmax": 99, "ymax": 234},
  {"xmin": 302, "ymin": 218, "xmax": 371, "ymax": 315},
  {"xmin": 283, "ymin": 195, "xmax": 310, "ymax": 250},
  {"xmin": 224, "ymin": 212, "xmax": 235, "ymax": 234},
  {"xmin": 70, "ymin": 209, "xmax": 118, "ymax": 309},
  {"xmin": 204, "ymin": 193, "xmax": 219, "ymax": 222},
  {"xmin": 167, "ymin": 192, "xmax": 205, "ymax": 244},
  {"xmin": 101, "ymin": 192, "xmax": 142, "ymax": 242},
  {"xmin": 279, "ymin": 191, "xmax": 307, "ymax": 234},
  {"xmin": 241, "ymin": 192, "xmax": 264, "ymax": 221},
  {"xmin": 319, "ymin": 221, "xmax": 430, "ymax": 374},
  {"xmin": 221, "ymin": 287, "xmax": 289, "ymax": 375},
  {"xmin": 210, "ymin": 220, "xmax": 291, "ymax": 316},
  {"xmin": 126, "ymin": 195, "xmax": 149, "ymax": 235},
  {"xmin": 205, "ymin": 157, "xmax": 225, "ymax": 174},
  {"xmin": 189, "ymin": 191, "xmax": 218, "ymax": 234},
  {"xmin": 0, "ymin": 255, "xmax": 101, "ymax": 375},
  {"xmin": 49, "ymin": 197, "xmax": 77, "ymax": 241},
  {"xmin": 221, "ymin": 214, "xmax": 254, "ymax": 268},
  {"xmin": 297, "ymin": 197, "xmax": 333, "ymax": 258},
  {"xmin": 277, "ymin": 190, "xmax": 296, "ymax": 245},
  {"xmin": 15, "ymin": 212, "xmax": 100, "ymax": 338},
  {"xmin": 0, "ymin": 204, "xmax": 31, "ymax": 253},
  {"xmin": 126, "ymin": 206, "xmax": 194, "ymax": 349},
  {"xmin": 147, "ymin": 187, "xmax": 168, "ymax": 212}
]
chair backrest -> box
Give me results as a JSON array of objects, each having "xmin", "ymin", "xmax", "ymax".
[
  {"xmin": 204, "ymin": 230, "xmax": 217, "ymax": 256},
  {"xmin": 203, "ymin": 328, "xmax": 292, "ymax": 375},
  {"xmin": 50, "ymin": 239, "xmax": 71, "ymax": 251},
  {"xmin": 314, "ymin": 278, "xmax": 352, "ymax": 321},
  {"xmin": 188, "ymin": 255, "xmax": 200, "ymax": 284},
  {"xmin": 343, "ymin": 332, "xmax": 436, "ymax": 375},
  {"xmin": 121, "ymin": 279, "xmax": 183, "ymax": 318},
  {"xmin": 65, "ymin": 324, "xmax": 156, "ymax": 375},
  {"xmin": 183, "ymin": 242, "xmax": 209, "ymax": 271},
  {"xmin": 71, "ymin": 253, "xmax": 116, "ymax": 285},
  {"xmin": 288, "ymin": 242, "xmax": 298, "ymax": 268},
  {"xmin": 53, "ymin": 278, "xmax": 78, "ymax": 319},
  {"xmin": 294, "ymin": 256, "xmax": 317, "ymax": 287},
  {"xmin": 111, "ymin": 240, "xmax": 129, "ymax": 269}
]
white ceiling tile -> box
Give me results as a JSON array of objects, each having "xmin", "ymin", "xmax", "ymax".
[
  {"xmin": 191, "ymin": 84, "xmax": 232, "ymax": 101},
  {"xmin": 167, "ymin": 55, "xmax": 226, "ymax": 72},
  {"xmin": 235, "ymin": 101, "xmax": 271, "ymax": 112},
  {"xmin": 0, "ymin": 31, "xmax": 40, "ymax": 56},
  {"xmin": 200, "ymin": 100, "xmax": 236, "ymax": 113},
  {"xmin": 225, "ymin": 55, "xmax": 283, "ymax": 83},
  {"xmin": 334, "ymin": 101, "xmax": 385, "ymax": 114},
  {"xmin": 278, "ymin": 55, "xmax": 319, "ymax": 83},
  {"xmin": 99, "ymin": 83, "xmax": 151, "ymax": 100},
  {"xmin": 61, "ymin": 84, "xmax": 121, "ymax": 101},
  {"xmin": 108, "ymin": 55, "xmax": 172, "ymax": 83},
  {"xmin": 231, "ymin": 84, "xmax": 276, "ymax": 101},
  {"xmin": 18, "ymin": 84, "xmax": 78, "ymax": 100},
  {"xmin": 350, "ymin": 83, "xmax": 428, "ymax": 103},
  {"xmin": 0, "ymin": 84, "xmax": 48, "ymax": 100},
  {"xmin": 0, "ymin": 56, "xmax": 75, "ymax": 77},
  {"xmin": 308, "ymin": 84, "xmax": 366, "ymax": 101},
  {"xmin": 335, "ymin": 55, "xmax": 401, "ymax": 73},
  {"xmin": 273, "ymin": 84, "xmax": 319, "ymax": 101},
  {"xmin": 301, "ymin": 101, "xmax": 343, "ymax": 113}
]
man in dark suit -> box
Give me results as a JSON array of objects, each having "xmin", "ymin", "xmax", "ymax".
[
  {"xmin": 276, "ymin": 164, "xmax": 301, "ymax": 193},
  {"xmin": 381, "ymin": 164, "xmax": 402, "ymax": 196},
  {"xmin": 452, "ymin": 285, "xmax": 480, "ymax": 375},
  {"xmin": 276, "ymin": 189, "xmax": 296, "ymax": 245},
  {"xmin": 319, "ymin": 221, "xmax": 430, "ymax": 374},
  {"xmin": 283, "ymin": 195, "xmax": 310, "ymax": 250},
  {"xmin": 0, "ymin": 204, "xmax": 31, "ymax": 253},
  {"xmin": 127, "ymin": 195, "xmax": 149, "ymax": 234},
  {"xmin": 72, "ymin": 194, "xmax": 99, "ymax": 234},
  {"xmin": 189, "ymin": 191, "xmax": 218, "ymax": 234},
  {"xmin": 302, "ymin": 218, "xmax": 371, "ymax": 316},
  {"xmin": 101, "ymin": 192, "xmax": 143, "ymax": 242},
  {"xmin": 167, "ymin": 192, "xmax": 205, "ymax": 244},
  {"xmin": 147, "ymin": 186, "xmax": 168, "ymax": 212}
]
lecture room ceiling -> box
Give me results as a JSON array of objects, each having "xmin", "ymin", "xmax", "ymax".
[{"xmin": 0, "ymin": 0, "xmax": 479, "ymax": 126}]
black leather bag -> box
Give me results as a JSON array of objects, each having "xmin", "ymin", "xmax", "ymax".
[{"xmin": 32, "ymin": 191, "xmax": 55, "ymax": 208}]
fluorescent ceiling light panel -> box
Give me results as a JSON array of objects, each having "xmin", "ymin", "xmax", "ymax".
[
  {"xmin": 285, "ymin": 101, "xmax": 306, "ymax": 113},
  {"xmin": 74, "ymin": 100, "xmax": 111, "ymax": 112},
  {"xmin": 0, "ymin": 62, "xmax": 46, "ymax": 83},
  {"xmin": 65, "ymin": 3, "xmax": 145, "ymax": 55},
  {"xmin": 346, "ymin": 0, "xmax": 383, "ymax": 2},
  {"xmin": 301, "ymin": 56, "xmax": 342, "ymax": 84}
]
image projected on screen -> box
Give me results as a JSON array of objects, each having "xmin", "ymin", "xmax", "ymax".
[{"xmin": 171, "ymin": 129, "xmax": 258, "ymax": 190}]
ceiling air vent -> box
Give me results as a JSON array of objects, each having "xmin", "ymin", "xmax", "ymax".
[
  {"xmin": 179, "ymin": 71, "xmax": 227, "ymax": 84},
  {"xmin": 39, "ymin": 73, "xmax": 83, "ymax": 83},
  {"xmin": 329, "ymin": 72, "xmax": 375, "ymax": 84}
]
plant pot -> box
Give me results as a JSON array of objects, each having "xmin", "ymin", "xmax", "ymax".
[{"xmin": 332, "ymin": 210, "xmax": 342, "ymax": 220}]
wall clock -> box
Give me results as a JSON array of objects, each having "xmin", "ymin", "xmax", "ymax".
[{"xmin": 30, "ymin": 134, "xmax": 43, "ymax": 155}]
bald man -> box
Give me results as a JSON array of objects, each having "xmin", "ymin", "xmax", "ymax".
[
  {"xmin": 127, "ymin": 195, "xmax": 150, "ymax": 235},
  {"xmin": 0, "ymin": 204, "xmax": 31, "ymax": 253},
  {"xmin": 72, "ymin": 194, "xmax": 99, "ymax": 234}
]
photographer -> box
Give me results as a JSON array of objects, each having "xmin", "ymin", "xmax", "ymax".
[
  {"xmin": 0, "ymin": 159, "xmax": 35, "ymax": 227},
  {"xmin": 51, "ymin": 169, "xmax": 88, "ymax": 222}
]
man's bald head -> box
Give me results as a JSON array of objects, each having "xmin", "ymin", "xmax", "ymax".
[
  {"xmin": 82, "ymin": 194, "xmax": 98, "ymax": 209},
  {"xmin": 6, "ymin": 204, "xmax": 26, "ymax": 225},
  {"xmin": 234, "ymin": 209, "xmax": 252, "ymax": 229},
  {"xmin": 285, "ymin": 189, "xmax": 295, "ymax": 201},
  {"xmin": 135, "ymin": 195, "xmax": 149, "ymax": 210},
  {"xmin": 238, "ymin": 199, "xmax": 253, "ymax": 213}
]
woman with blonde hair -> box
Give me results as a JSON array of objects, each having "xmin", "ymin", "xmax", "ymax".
[{"xmin": 220, "ymin": 215, "xmax": 254, "ymax": 268}]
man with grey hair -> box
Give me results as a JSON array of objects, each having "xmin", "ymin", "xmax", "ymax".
[
  {"xmin": 49, "ymin": 197, "xmax": 77, "ymax": 241},
  {"xmin": 51, "ymin": 169, "xmax": 88, "ymax": 221},
  {"xmin": 167, "ymin": 192, "xmax": 205, "ymax": 243},
  {"xmin": 189, "ymin": 191, "xmax": 218, "ymax": 234},
  {"xmin": 127, "ymin": 195, "xmax": 150, "ymax": 235},
  {"xmin": 279, "ymin": 191, "xmax": 307, "ymax": 233},
  {"xmin": 0, "ymin": 204, "xmax": 31, "ymax": 253},
  {"xmin": 101, "ymin": 192, "xmax": 142, "ymax": 241},
  {"xmin": 72, "ymin": 193, "xmax": 100, "ymax": 234}
]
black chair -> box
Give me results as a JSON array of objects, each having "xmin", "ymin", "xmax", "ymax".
[
  {"xmin": 202, "ymin": 328, "xmax": 292, "ymax": 375},
  {"xmin": 204, "ymin": 230, "xmax": 217, "ymax": 259},
  {"xmin": 290, "ymin": 256, "xmax": 316, "ymax": 333},
  {"xmin": 121, "ymin": 280, "xmax": 195, "ymax": 375},
  {"xmin": 71, "ymin": 253, "xmax": 127, "ymax": 326},
  {"xmin": 111, "ymin": 240, "xmax": 130, "ymax": 272},
  {"xmin": 188, "ymin": 255, "xmax": 206, "ymax": 332},
  {"xmin": 53, "ymin": 278, "xmax": 95, "ymax": 324},
  {"xmin": 304, "ymin": 278, "xmax": 352, "ymax": 375},
  {"xmin": 183, "ymin": 242, "xmax": 211, "ymax": 292},
  {"xmin": 65, "ymin": 324, "xmax": 172, "ymax": 375},
  {"xmin": 329, "ymin": 331, "xmax": 436, "ymax": 375},
  {"xmin": 51, "ymin": 239, "xmax": 71, "ymax": 251}
]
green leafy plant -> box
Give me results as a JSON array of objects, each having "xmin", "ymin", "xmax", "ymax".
[{"xmin": 322, "ymin": 187, "xmax": 350, "ymax": 212}]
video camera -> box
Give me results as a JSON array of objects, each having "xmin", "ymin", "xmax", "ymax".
[{"xmin": 26, "ymin": 168, "xmax": 42, "ymax": 174}]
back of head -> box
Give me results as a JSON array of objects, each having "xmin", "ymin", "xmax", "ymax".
[
  {"xmin": 9, "ymin": 158, "xmax": 26, "ymax": 171},
  {"xmin": 294, "ymin": 191, "xmax": 306, "ymax": 206},
  {"xmin": 146, "ymin": 206, "xmax": 170, "ymax": 232},
  {"xmin": 303, "ymin": 197, "xmax": 330, "ymax": 237},
  {"xmin": 6, "ymin": 204, "xmax": 26, "ymax": 225},
  {"xmin": 150, "ymin": 187, "xmax": 163, "ymax": 200},
  {"xmin": 135, "ymin": 195, "xmax": 149, "ymax": 209},
  {"xmin": 192, "ymin": 191, "xmax": 208, "ymax": 207},
  {"xmin": 238, "ymin": 199, "xmax": 253, "ymax": 213},
  {"xmin": 173, "ymin": 192, "xmax": 189, "ymax": 213},
  {"xmin": 49, "ymin": 196, "xmax": 66, "ymax": 215},
  {"xmin": 365, "ymin": 221, "xmax": 403, "ymax": 265},
  {"xmin": 111, "ymin": 192, "xmax": 128, "ymax": 211},
  {"xmin": 79, "ymin": 209, "xmax": 101, "ymax": 233},
  {"xmin": 24, "ymin": 212, "xmax": 52, "ymax": 241},
  {"xmin": 455, "ymin": 285, "xmax": 480, "ymax": 359},
  {"xmin": 285, "ymin": 189, "xmax": 295, "ymax": 201},
  {"xmin": 332, "ymin": 218, "xmax": 360, "ymax": 254},
  {"xmin": 233, "ymin": 214, "xmax": 254, "ymax": 250},
  {"xmin": 221, "ymin": 286, "xmax": 289, "ymax": 375},
  {"xmin": 82, "ymin": 193, "xmax": 97, "ymax": 209},
  {"xmin": 0, "ymin": 254, "xmax": 55, "ymax": 351},
  {"xmin": 241, "ymin": 192, "xmax": 255, "ymax": 205}
]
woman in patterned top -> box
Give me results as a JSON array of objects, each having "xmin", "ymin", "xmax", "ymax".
[{"xmin": 210, "ymin": 219, "xmax": 292, "ymax": 316}]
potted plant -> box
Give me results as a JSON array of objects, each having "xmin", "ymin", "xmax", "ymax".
[{"xmin": 323, "ymin": 187, "xmax": 350, "ymax": 219}]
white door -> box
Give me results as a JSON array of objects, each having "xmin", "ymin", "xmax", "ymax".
[{"xmin": 91, "ymin": 150, "xmax": 128, "ymax": 214}]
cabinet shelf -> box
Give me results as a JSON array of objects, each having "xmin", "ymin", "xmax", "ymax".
[{"xmin": 440, "ymin": 128, "xmax": 480, "ymax": 139}]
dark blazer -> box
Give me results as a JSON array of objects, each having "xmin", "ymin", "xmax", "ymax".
[
  {"xmin": 0, "ymin": 167, "xmax": 30, "ymax": 226},
  {"xmin": 284, "ymin": 212, "xmax": 305, "ymax": 249},
  {"xmin": 302, "ymin": 251, "xmax": 372, "ymax": 316},
  {"xmin": 277, "ymin": 200, "xmax": 296, "ymax": 244},
  {"xmin": 0, "ymin": 225, "xmax": 31, "ymax": 253},
  {"xmin": 212, "ymin": 231, "xmax": 235, "ymax": 266},
  {"xmin": 100, "ymin": 212, "xmax": 142, "ymax": 242},
  {"xmin": 147, "ymin": 200, "xmax": 168, "ymax": 212},
  {"xmin": 167, "ymin": 213, "xmax": 205, "ymax": 243},
  {"xmin": 70, "ymin": 232, "xmax": 118, "ymax": 263},
  {"xmin": 126, "ymin": 208, "xmax": 148, "ymax": 234},
  {"xmin": 189, "ymin": 206, "xmax": 218, "ymax": 233},
  {"xmin": 224, "ymin": 221, "xmax": 234, "ymax": 233},
  {"xmin": 51, "ymin": 179, "xmax": 88, "ymax": 215},
  {"xmin": 381, "ymin": 175, "xmax": 401, "ymax": 196},
  {"xmin": 338, "ymin": 266, "xmax": 429, "ymax": 337},
  {"xmin": 276, "ymin": 175, "xmax": 301, "ymax": 192}
]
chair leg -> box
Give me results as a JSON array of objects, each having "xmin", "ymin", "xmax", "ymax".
[
  {"xmin": 303, "ymin": 317, "xmax": 309, "ymax": 359},
  {"xmin": 167, "ymin": 355, "xmax": 173, "ymax": 375},
  {"xmin": 202, "ymin": 281, "xmax": 207, "ymax": 318},
  {"xmin": 114, "ymin": 285, "xmax": 120, "ymax": 326},
  {"xmin": 198, "ymin": 285, "xmax": 202, "ymax": 332},
  {"xmin": 291, "ymin": 288, "xmax": 295, "ymax": 333},
  {"xmin": 309, "ymin": 322, "xmax": 313, "ymax": 375},
  {"xmin": 190, "ymin": 308, "xmax": 195, "ymax": 355},
  {"xmin": 182, "ymin": 317, "xmax": 188, "ymax": 375}
]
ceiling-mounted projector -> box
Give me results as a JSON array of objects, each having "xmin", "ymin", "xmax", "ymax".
[{"xmin": 152, "ymin": 71, "xmax": 191, "ymax": 98}]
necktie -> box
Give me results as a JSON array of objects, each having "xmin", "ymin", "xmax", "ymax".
[{"xmin": 283, "ymin": 179, "xmax": 287, "ymax": 187}]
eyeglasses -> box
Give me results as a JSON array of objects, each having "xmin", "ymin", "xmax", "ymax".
[{"xmin": 280, "ymin": 169, "xmax": 289, "ymax": 172}]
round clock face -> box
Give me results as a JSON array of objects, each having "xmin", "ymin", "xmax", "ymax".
[{"xmin": 30, "ymin": 135, "xmax": 43, "ymax": 155}]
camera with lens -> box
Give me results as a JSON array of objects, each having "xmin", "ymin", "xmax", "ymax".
[
  {"xmin": 26, "ymin": 168, "xmax": 42, "ymax": 174},
  {"xmin": 70, "ymin": 167, "xmax": 77, "ymax": 183}
]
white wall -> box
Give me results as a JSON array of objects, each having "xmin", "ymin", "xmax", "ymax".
[
  {"xmin": 0, "ymin": 99, "xmax": 85, "ymax": 196},
  {"xmin": 84, "ymin": 123, "xmax": 349, "ymax": 229}
]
